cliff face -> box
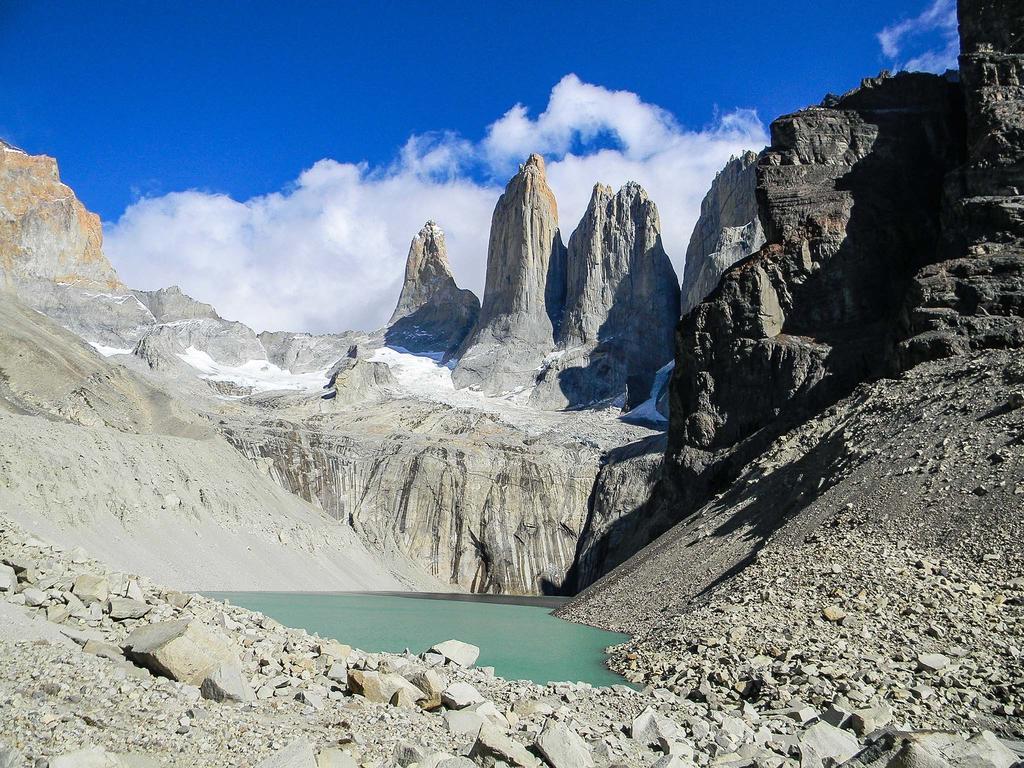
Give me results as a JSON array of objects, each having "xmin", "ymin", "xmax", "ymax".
[
  {"xmin": 680, "ymin": 151, "xmax": 764, "ymax": 314},
  {"xmin": 385, "ymin": 221, "xmax": 480, "ymax": 356},
  {"xmin": 530, "ymin": 183, "xmax": 680, "ymax": 410},
  {"xmin": 452, "ymin": 155, "xmax": 567, "ymax": 395},
  {"xmin": 566, "ymin": 0, "xmax": 1024, "ymax": 600},
  {"xmin": 0, "ymin": 141, "xmax": 122, "ymax": 291},
  {"xmin": 223, "ymin": 402, "xmax": 612, "ymax": 594}
]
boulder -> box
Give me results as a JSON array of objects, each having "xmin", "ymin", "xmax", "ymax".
[
  {"xmin": 535, "ymin": 720, "xmax": 595, "ymax": 768},
  {"xmin": 83, "ymin": 640, "xmax": 125, "ymax": 662},
  {"xmin": 72, "ymin": 574, "xmax": 109, "ymax": 605},
  {"xmin": 106, "ymin": 598, "xmax": 151, "ymax": 621},
  {"xmin": 22, "ymin": 587, "xmax": 45, "ymax": 607},
  {"xmin": 48, "ymin": 747, "xmax": 120, "ymax": 768},
  {"xmin": 123, "ymin": 618, "xmax": 240, "ymax": 686},
  {"xmin": 255, "ymin": 740, "xmax": 317, "ymax": 768},
  {"xmin": 469, "ymin": 723, "xmax": 543, "ymax": 768},
  {"xmin": 0, "ymin": 744, "xmax": 25, "ymax": 768},
  {"xmin": 347, "ymin": 669, "xmax": 425, "ymax": 706},
  {"xmin": 444, "ymin": 708, "xmax": 487, "ymax": 739},
  {"xmin": 429, "ymin": 639, "xmax": 480, "ymax": 668},
  {"xmin": 393, "ymin": 743, "xmax": 426, "ymax": 768},
  {"xmin": 315, "ymin": 749, "xmax": 358, "ymax": 768},
  {"xmin": 318, "ymin": 640, "xmax": 352, "ymax": 664},
  {"xmin": 405, "ymin": 667, "xmax": 445, "ymax": 709},
  {"xmin": 0, "ymin": 565, "xmax": 15, "ymax": 592},
  {"xmin": 199, "ymin": 659, "xmax": 255, "ymax": 703},
  {"xmin": 441, "ymin": 681, "xmax": 485, "ymax": 709},
  {"xmin": 632, "ymin": 707, "xmax": 680, "ymax": 747},
  {"xmin": 798, "ymin": 721, "xmax": 861, "ymax": 767},
  {"xmin": 46, "ymin": 604, "xmax": 69, "ymax": 624},
  {"xmin": 917, "ymin": 653, "xmax": 951, "ymax": 673}
]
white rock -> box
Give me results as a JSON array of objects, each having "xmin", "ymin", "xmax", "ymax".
[
  {"xmin": 255, "ymin": 740, "xmax": 317, "ymax": 768},
  {"xmin": 442, "ymin": 681, "xmax": 485, "ymax": 709},
  {"xmin": 535, "ymin": 719, "xmax": 595, "ymax": 768},
  {"xmin": 632, "ymin": 707, "xmax": 680, "ymax": 747},
  {"xmin": 430, "ymin": 639, "xmax": 481, "ymax": 667}
]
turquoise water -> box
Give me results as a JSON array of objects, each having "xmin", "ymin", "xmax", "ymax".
[{"xmin": 205, "ymin": 591, "xmax": 629, "ymax": 687}]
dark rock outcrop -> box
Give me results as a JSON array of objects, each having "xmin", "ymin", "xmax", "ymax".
[
  {"xmin": 453, "ymin": 154, "xmax": 567, "ymax": 395},
  {"xmin": 530, "ymin": 182, "xmax": 680, "ymax": 410},
  {"xmin": 680, "ymin": 151, "xmax": 765, "ymax": 314},
  {"xmin": 385, "ymin": 221, "xmax": 480, "ymax": 356},
  {"xmin": 569, "ymin": 0, "xmax": 1024, "ymax": 591}
]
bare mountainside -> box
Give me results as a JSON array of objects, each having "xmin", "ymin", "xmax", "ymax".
[{"xmin": 0, "ymin": 297, "xmax": 432, "ymax": 591}]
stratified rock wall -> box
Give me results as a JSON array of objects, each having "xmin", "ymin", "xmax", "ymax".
[{"xmin": 224, "ymin": 404, "xmax": 602, "ymax": 594}]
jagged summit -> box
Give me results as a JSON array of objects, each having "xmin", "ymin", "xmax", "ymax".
[
  {"xmin": 452, "ymin": 152, "xmax": 567, "ymax": 394},
  {"xmin": 384, "ymin": 220, "xmax": 480, "ymax": 356},
  {"xmin": 530, "ymin": 179, "xmax": 680, "ymax": 409}
]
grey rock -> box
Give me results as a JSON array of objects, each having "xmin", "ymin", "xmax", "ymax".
[
  {"xmin": 315, "ymin": 749, "xmax": 358, "ymax": 768},
  {"xmin": 106, "ymin": 597, "xmax": 151, "ymax": 620},
  {"xmin": 535, "ymin": 719, "xmax": 595, "ymax": 768},
  {"xmin": 453, "ymin": 153, "xmax": 567, "ymax": 395},
  {"xmin": 385, "ymin": 221, "xmax": 480, "ymax": 356},
  {"xmin": 632, "ymin": 707, "xmax": 680, "ymax": 747},
  {"xmin": 199, "ymin": 659, "xmax": 255, "ymax": 703},
  {"xmin": 469, "ymin": 722, "xmax": 543, "ymax": 768},
  {"xmin": 680, "ymin": 151, "xmax": 764, "ymax": 315},
  {"xmin": 797, "ymin": 721, "xmax": 861, "ymax": 767},
  {"xmin": 0, "ymin": 565, "xmax": 16, "ymax": 592},
  {"xmin": 444, "ymin": 708, "xmax": 487, "ymax": 739},
  {"xmin": 254, "ymin": 740, "xmax": 317, "ymax": 768},
  {"xmin": 22, "ymin": 587, "xmax": 46, "ymax": 607},
  {"xmin": 441, "ymin": 681, "xmax": 485, "ymax": 709},
  {"xmin": 531, "ymin": 181, "xmax": 679, "ymax": 410},
  {"xmin": 124, "ymin": 618, "xmax": 240, "ymax": 686},
  {"xmin": 72, "ymin": 573, "xmax": 109, "ymax": 605},
  {"xmin": 430, "ymin": 639, "xmax": 480, "ymax": 668},
  {"xmin": 0, "ymin": 744, "xmax": 25, "ymax": 768}
]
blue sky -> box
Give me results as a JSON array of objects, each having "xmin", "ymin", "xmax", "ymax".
[{"xmin": 0, "ymin": 1, "xmax": 959, "ymax": 332}]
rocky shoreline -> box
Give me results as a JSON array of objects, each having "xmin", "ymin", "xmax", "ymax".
[{"xmin": 1, "ymin": 517, "xmax": 1020, "ymax": 768}]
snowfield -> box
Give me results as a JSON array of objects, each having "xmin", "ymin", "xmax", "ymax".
[{"xmin": 176, "ymin": 346, "xmax": 329, "ymax": 393}]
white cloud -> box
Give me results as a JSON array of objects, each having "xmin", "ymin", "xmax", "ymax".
[
  {"xmin": 105, "ymin": 75, "xmax": 767, "ymax": 334},
  {"xmin": 877, "ymin": 0, "xmax": 959, "ymax": 74}
]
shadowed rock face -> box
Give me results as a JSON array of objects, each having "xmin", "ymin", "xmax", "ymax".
[
  {"xmin": 680, "ymin": 151, "xmax": 765, "ymax": 315},
  {"xmin": 0, "ymin": 140, "xmax": 122, "ymax": 291},
  {"xmin": 899, "ymin": 0, "xmax": 1024, "ymax": 364},
  {"xmin": 530, "ymin": 182, "xmax": 680, "ymax": 410},
  {"xmin": 453, "ymin": 154, "xmax": 567, "ymax": 395},
  {"xmin": 385, "ymin": 221, "xmax": 480, "ymax": 356}
]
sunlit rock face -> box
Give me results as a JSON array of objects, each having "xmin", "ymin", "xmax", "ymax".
[
  {"xmin": 0, "ymin": 140, "xmax": 122, "ymax": 291},
  {"xmin": 530, "ymin": 181, "xmax": 679, "ymax": 410},
  {"xmin": 385, "ymin": 220, "xmax": 480, "ymax": 357},
  {"xmin": 452, "ymin": 154, "xmax": 567, "ymax": 396},
  {"xmin": 680, "ymin": 151, "xmax": 764, "ymax": 316}
]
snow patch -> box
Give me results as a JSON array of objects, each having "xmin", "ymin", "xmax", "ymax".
[
  {"xmin": 176, "ymin": 346, "xmax": 328, "ymax": 393},
  {"xmin": 88, "ymin": 342, "xmax": 133, "ymax": 358},
  {"xmin": 622, "ymin": 360, "xmax": 673, "ymax": 425}
]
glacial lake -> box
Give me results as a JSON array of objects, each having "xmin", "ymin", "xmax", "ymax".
[{"xmin": 205, "ymin": 591, "xmax": 630, "ymax": 687}]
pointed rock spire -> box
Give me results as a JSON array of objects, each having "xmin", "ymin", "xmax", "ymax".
[
  {"xmin": 384, "ymin": 220, "xmax": 480, "ymax": 356},
  {"xmin": 453, "ymin": 153, "xmax": 568, "ymax": 393},
  {"xmin": 529, "ymin": 181, "xmax": 680, "ymax": 409}
]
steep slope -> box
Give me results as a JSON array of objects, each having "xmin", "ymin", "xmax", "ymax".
[
  {"xmin": 680, "ymin": 151, "xmax": 765, "ymax": 314},
  {"xmin": 385, "ymin": 220, "xmax": 480, "ymax": 356},
  {"xmin": 562, "ymin": 3, "xmax": 1024, "ymax": 730},
  {"xmin": 453, "ymin": 154, "xmax": 567, "ymax": 395},
  {"xmin": 0, "ymin": 294, "xmax": 431, "ymax": 590},
  {"xmin": 530, "ymin": 182, "xmax": 680, "ymax": 410}
]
